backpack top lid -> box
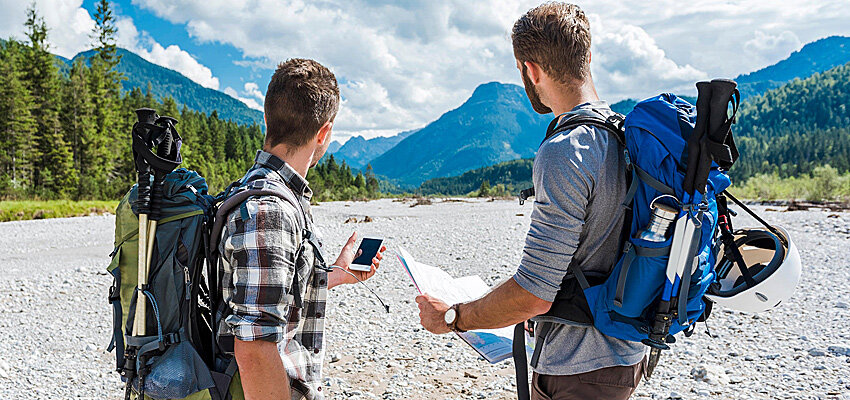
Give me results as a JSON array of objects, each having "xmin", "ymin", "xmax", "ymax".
[
  {"xmin": 624, "ymin": 93, "xmax": 695, "ymax": 171},
  {"xmin": 624, "ymin": 93, "xmax": 731, "ymax": 204},
  {"xmin": 129, "ymin": 168, "xmax": 211, "ymax": 217}
]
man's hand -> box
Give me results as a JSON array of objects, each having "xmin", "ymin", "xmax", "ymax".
[
  {"xmin": 328, "ymin": 232, "xmax": 386, "ymax": 289},
  {"xmin": 415, "ymin": 293, "xmax": 452, "ymax": 334}
]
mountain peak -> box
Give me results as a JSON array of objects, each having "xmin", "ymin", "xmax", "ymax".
[{"xmin": 469, "ymin": 81, "xmax": 523, "ymax": 101}]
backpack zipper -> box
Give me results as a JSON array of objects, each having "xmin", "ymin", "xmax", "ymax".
[{"xmin": 184, "ymin": 266, "xmax": 191, "ymax": 300}]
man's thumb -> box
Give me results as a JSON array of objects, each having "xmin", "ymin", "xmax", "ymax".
[{"xmin": 345, "ymin": 232, "xmax": 358, "ymax": 248}]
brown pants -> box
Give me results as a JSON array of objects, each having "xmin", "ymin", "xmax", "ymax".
[{"xmin": 531, "ymin": 358, "xmax": 646, "ymax": 400}]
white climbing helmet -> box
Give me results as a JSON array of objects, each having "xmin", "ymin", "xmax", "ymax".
[{"xmin": 705, "ymin": 226, "xmax": 801, "ymax": 313}]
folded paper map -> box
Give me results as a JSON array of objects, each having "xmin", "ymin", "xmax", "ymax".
[{"xmin": 396, "ymin": 246, "xmax": 532, "ymax": 363}]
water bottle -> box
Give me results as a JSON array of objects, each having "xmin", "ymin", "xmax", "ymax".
[{"xmin": 637, "ymin": 203, "xmax": 678, "ymax": 242}]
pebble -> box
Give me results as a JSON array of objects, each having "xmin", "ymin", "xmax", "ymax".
[{"xmin": 809, "ymin": 348, "xmax": 827, "ymax": 357}]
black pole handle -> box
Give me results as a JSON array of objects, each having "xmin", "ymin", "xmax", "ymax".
[
  {"xmin": 683, "ymin": 81, "xmax": 712, "ymax": 195},
  {"xmin": 132, "ymin": 109, "xmax": 159, "ymax": 215}
]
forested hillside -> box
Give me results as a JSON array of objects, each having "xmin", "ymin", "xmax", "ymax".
[
  {"xmin": 733, "ymin": 62, "xmax": 850, "ymax": 181},
  {"xmin": 0, "ymin": 2, "xmax": 371, "ymax": 202},
  {"xmin": 735, "ymin": 36, "xmax": 850, "ymax": 99},
  {"xmin": 419, "ymin": 158, "xmax": 533, "ymax": 195},
  {"xmin": 65, "ymin": 48, "xmax": 265, "ymax": 128}
]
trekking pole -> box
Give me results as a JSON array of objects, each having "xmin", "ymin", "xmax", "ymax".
[
  {"xmin": 144, "ymin": 116, "xmax": 179, "ymax": 278},
  {"xmin": 683, "ymin": 81, "xmax": 712, "ymax": 195},
  {"xmin": 644, "ymin": 206, "xmax": 700, "ymax": 378},
  {"xmin": 132, "ymin": 108, "xmax": 158, "ymax": 337}
]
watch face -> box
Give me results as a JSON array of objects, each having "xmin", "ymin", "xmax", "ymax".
[{"xmin": 444, "ymin": 308, "xmax": 457, "ymax": 325}]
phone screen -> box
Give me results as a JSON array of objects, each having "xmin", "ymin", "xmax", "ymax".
[{"xmin": 352, "ymin": 238, "xmax": 383, "ymax": 266}]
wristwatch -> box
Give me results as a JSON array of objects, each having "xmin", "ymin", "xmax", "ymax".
[{"xmin": 444, "ymin": 304, "xmax": 466, "ymax": 332}]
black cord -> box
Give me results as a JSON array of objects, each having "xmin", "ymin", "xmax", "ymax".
[
  {"xmin": 329, "ymin": 265, "xmax": 390, "ymax": 313},
  {"xmin": 722, "ymin": 191, "xmax": 787, "ymax": 246}
]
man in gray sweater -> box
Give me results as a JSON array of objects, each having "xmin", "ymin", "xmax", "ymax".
[{"xmin": 416, "ymin": 3, "xmax": 646, "ymax": 399}]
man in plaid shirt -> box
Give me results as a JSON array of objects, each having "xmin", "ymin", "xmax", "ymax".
[{"xmin": 219, "ymin": 58, "xmax": 385, "ymax": 400}]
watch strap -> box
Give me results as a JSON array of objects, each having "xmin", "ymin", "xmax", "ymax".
[{"xmin": 448, "ymin": 303, "xmax": 466, "ymax": 333}]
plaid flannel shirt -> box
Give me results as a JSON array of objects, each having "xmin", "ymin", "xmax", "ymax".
[{"xmin": 219, "ymin": 150, "xmax": 328, "ymax": 400}]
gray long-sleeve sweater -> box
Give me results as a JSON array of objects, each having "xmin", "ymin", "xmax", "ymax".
[{"xmin": 513, "ymin": 101, "xmax": 646, "ymax": 376}]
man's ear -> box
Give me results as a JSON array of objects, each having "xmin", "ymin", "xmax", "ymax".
[
  {"xmin": 587, "ymin": 50, "xmax": 592, "ymax": 65},
  {"xmin": 523, "ymin": 61, "xmax": 543, "ymax": 84},
  {"xmin": 316, "ymin": 120, "xmax": 333, "ymax": 145}
]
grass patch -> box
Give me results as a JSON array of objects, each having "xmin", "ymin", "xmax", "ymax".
[
  {"xmin": 731, "ymin": 165, "xmax": 850, "ymax": 202},
  {"xmin": 0, "ymin": 200, "xmax": 119, "ymax": 222}
]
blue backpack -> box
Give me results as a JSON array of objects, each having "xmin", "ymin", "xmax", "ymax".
[{"xmin": 514, "ymin": 92, "xmax": 739, "ymax": 399}]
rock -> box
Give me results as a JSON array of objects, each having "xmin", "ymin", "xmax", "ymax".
[
  {"xmin": 836, "ymin": 302, "xmax": 850, "ymax": 309},
  {"xmin": 828, "ymin": 346, "xmax": 850, "ymax": 356},
  {"xmin": 690, "ymin": 364, "xmax": 730, "ymax": 385},
  {"xmin": 668, "ymin": 391, "xmax": 683, "ymax": 399},
  {"xmin": 85, "ymin": 344, "xmax": 96, "ymax": 351},
  {"xmin": 809, "ymin": 348, "xmax": 827, "ymax": 357},
  {"xmin": 330, "ymin": 354, "xmax": 341, "ymax": 363}
]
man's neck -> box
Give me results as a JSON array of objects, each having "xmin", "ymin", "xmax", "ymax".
[
  {"xmin": 548, "ymin": 79, "xmax": 600, "ymax": 116},
  {"xmin": 264, "ymin": 143, "xmax": 313, "ymax": 178}
]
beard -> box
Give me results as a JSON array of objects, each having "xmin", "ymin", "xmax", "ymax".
[
  {"xmin": 311, "ymin": 140, "xmax": 330, "ymax": 168},
  {"xmin": 521, "ymin": 64, "xmax": 552, "ymax": 114}
]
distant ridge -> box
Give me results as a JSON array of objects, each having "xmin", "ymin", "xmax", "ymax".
[
  {"xmin": 331, "ymin": 129, "xmax": 418, "ymax": 169},
  {"xmin": 61, "ymin": 48, "xmax": 264, "ymax": 127},
  {"xmin": 735, "ymin": 36, "xmax": 850, "ymax": 99},
  {"xmin": 610, "ymin": 36, "xmax": 850, "ymax": 114}
]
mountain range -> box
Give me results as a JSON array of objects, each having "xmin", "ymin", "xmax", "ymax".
[
  {"xmin": 57, "ymin": 48, "xmax": 264, "ymax": 127},
  {"xmin": 328, "ymin": 129, "xmax": 418, "ymax": 169},
  {"xmin": 49, "ymin": 35, "xmax": 850, "ymax": 191},
  {"xmin": 369, "ymin": 82, "xmax": 550, "ymax": 187}
]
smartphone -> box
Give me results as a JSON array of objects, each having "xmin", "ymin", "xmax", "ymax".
[{"xmin": 350, "ymin": 238, "xmax": 384, "ymax": 272}]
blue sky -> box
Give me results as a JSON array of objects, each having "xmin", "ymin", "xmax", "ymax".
[{"xmin": 2, "ymin": 1, "xmax": 850, "ymax": 143}]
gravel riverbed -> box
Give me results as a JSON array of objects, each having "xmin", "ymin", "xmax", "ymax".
[{"xmin": 0, "ymin": 199, "xmax": 848, "ymax": 400}]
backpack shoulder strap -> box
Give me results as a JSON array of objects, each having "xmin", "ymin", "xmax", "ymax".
[
  {"xmin": 520, "ymin": 111, "xmax": 627, "ymax": 204},
  {"xmin": 209, "ymin": 178, "xmax": 307, "ymax": 256},
  {"xmin": 545, "ymin": 112, "xmax": 626, "ymax": 146}
]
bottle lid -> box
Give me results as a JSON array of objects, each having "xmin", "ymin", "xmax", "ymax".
[{"xmin": 653, "ymin": 203, "xmax": 678, "ymax": 220}]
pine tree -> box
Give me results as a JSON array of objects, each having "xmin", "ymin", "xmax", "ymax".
[
  {"xmin": 478, "ymin": 179, "xmax": 491, "ymax": 197},
  {"xmin": 62, "ymin": 58, "xmax": 96, "ymax": 180},
  {"xmin": 24, "ymin": 4, "xmax": 77, "ymax": 197},
  {"xmin": 84, "ymin": 0, "xmax": 124, "ymax": 197},
  {"xmin": 0, "ymin": 39, "xmax": 38, "ymax": 197}
]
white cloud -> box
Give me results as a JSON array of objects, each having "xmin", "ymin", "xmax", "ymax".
[
  {"xmin": 243, "ymin": 82, "xmax": 264, "ymax": 103},
  {"xmin": 131, "ymin": 0, "xmax": 850, "ymax": 137},
  {"xmin": 224, "ymin": 84, "xmax": 264, "ymax": 111},
  {"xmin": 591, "ymin": 17, "xmax": 708, "ymax": 100},
  {"xmin": 0, "ymin": 0, "xmax": 94, "ymax": 58},
  {"xmin": 744, "ymin": 30, "xmax": 802, "ymax": 66},
  {"xmin": 115, "ymin": 17, "xmax": 219, "ymax": 89},
  {"xmin": 7, "ymin": 0, "xmax": 850, "ymax": 138},
  {"xmin": 0, "ymin": 1, "xmax": 221, "ymax": 90}
]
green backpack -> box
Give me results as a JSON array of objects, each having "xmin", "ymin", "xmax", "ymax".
[
  {"xmin": 108, "ymin": 167, "xmax": 313, "ymax": 400},
  {"xmin": 107, "ymin": 168, "xmax": 245, "ymax": 400}
]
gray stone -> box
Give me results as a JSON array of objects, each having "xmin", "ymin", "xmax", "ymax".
[{"xmin": 809, "ymin": 348, "xmax": 827, "ymax": 357}]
